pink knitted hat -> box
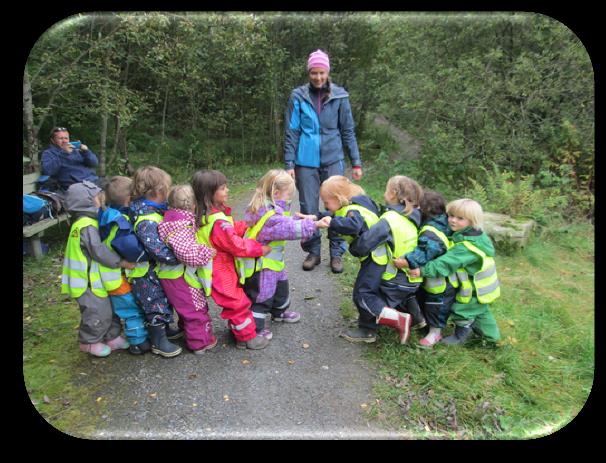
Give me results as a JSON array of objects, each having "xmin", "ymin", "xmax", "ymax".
[{"xmin": 307, "ymin": 49, "xmax": 330, "ymax": 72}]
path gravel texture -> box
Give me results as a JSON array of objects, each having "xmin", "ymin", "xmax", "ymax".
[{"xmin": 83, "ymin": 191, "xmax": 406, "ymax": 439}]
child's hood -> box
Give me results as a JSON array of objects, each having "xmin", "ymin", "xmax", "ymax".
[
  {"xmin": 350, "ymin": 195, "xmax": 380, "ymax": 216},
  {"xmin": 64, "ymin": 180, "xmax": 101, "ymax": 219},
  {"xmin": 244, "ymin": 200, "xmax": 289, "ymax": 227},
  {"xmin": 384, "ymin": 203, "xmax": 422, "ymax": 228},
  {"xmin": 453, "ymin": 227, "xmax": 496, "ymax": 257},
  {"xmin": 129, "ymin": 197, "xmax": 167, "ymax": 223},
  {"xmin": 424, "ymin": 213, "xmax": 452, "ymax": 236},
  {"xmin": 159, "ymin": 208, "xmax": 196, "ymax": 236}
]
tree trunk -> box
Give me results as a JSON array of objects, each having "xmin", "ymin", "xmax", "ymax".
[
  {"xmin": 23, "ymin": 66, "xmax": 39, "ymax": 168},
  {"xmin": 99, "ymin": 111, "xmax": 108, "ymax": 176},
  {"xmin": 161, "ymin": 83, "xmax": 169, "ymax": 142}
]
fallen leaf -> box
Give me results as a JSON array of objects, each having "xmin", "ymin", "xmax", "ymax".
[
  {"xmin": 192, "ymin": 403, "xmax": 198, "ymax": 407},
  {"xmin": 149, "ymin": 393, "xmax": 157, "ymax": 399},
  {"xmin": 133, "ymin": 401, "xmax": 138, "ymax": 405},
  {"xmin": 223, "ymin": 395, "xmax": 230, "ymax": 401},
  {"xmin": 287, "ymin": 360, "xmax": 295, "ymax": 365},
  {"xmin": 43, "ymin": 395, "xmax": 51, "ymax": 404},
  {"xmin": 49, "ymin": 359, "xmax": 56, "ymax": 364},
  {"xmin": 95, "ymin": 397, "xmax": 103, "ymax": 403},
  {"xmin": 242, "ymin": 359, "xmax": 250, "ymax": 365},
  {"xmin": 188, "ymin": 374, "xmax": 197, "ymax": 379},
  {"xmin": 302, "ymin": 343, "xmax": 310, "ymax": 349},
  {"xmin": 321, "ymin": 365, "xmax": 329, "ymax": 370},
  {"xmin": 303, "ymin": 296, "xmax": 315, "ymax": 300},
  {"xmin": 360, "ymin": 403, "xmax": 368, "ymax": 409},
  {"xmin": 79, "ymin": 372, "xmax": 88, "ymax": 376},
  {"xmin": 62, "ymin": 400, "xmax": 71, "ymax": 406}
]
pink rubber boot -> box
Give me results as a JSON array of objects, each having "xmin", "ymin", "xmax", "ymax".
[
  {"xmin": 106, "ymin": 336, "xmax": 130, "ymax": 351},
  {"xmin": 79, "ymin": 342, "xmax": 111, "ymax": 357},
  {"xmin": 377, "ymin": 307, "xmax": 412, "ymax": 344}
]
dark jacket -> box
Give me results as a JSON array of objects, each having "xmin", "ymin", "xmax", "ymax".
[
  {"xmin": 41, "ymin": 144, "xmax": 99, "ymax": 190},
  {"xmin": 98, "ymin": 206, "xmax": 149, "ymax": 264},
  {"xmin": 349, "ymin": 204, "xmax": 422, "ymax": 258},
  {"xmin": 284, "ymin": 82, "xmax": 361, "ymax": 169},
  {"xmin": 405, "ymin": 213, "xmax": 453, "ymax": 269},
  {"xmin": 327, "ymin": 195, "xmax": 381, "ymax": 239}
]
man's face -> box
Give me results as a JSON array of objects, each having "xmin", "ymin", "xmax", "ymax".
[{"xmin": 52, "ymin": 131, "xmax": 70, "ymax": 150}]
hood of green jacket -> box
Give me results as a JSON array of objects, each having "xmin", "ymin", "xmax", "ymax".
[{"xmin": 452, "ymin": 227, "xmax": 495, "ymax": 257}]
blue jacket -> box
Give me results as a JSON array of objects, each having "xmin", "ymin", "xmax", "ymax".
[
  {"xmin": 349, "ymin": 204, "xmax": 422, "ymax": 258},
  {"xmin": 405, "ymin": 213, "xmax": 453, "ymax": 269},
  {"xmin": 98, "ymin": 206, "xmax": 149, "ymax": 264},
  {"xmin": 284, "ymin": 82, "xmax": 361, "ymax": 169},
  {"xmin": 40, "ymin": 144, "xmax": 99, "ymax": 190}
]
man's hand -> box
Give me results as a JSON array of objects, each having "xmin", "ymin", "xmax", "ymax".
[
  {"xmin": 393, "ymin": 257, "xmax": 409, "ymax": 269},
  {"xmin": 352, "ymin": 166, "xmax": 363, "ymax": 181},
  {"xmin": 80, "ymin": 144, "xmax": 89, "ymax": 152},
  {"xmin": 287, "ymin": 169, "xmax": 295, "ymax": 180}
]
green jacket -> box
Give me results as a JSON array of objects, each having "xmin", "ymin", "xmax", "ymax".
[{"xmin": 421, "ymin": 227, "xmax": 495, "ymax": 278}]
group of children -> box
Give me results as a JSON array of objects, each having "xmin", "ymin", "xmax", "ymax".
[{"xmin": 60, "ymin": 166, "xmax": 501, "ymax": 359}]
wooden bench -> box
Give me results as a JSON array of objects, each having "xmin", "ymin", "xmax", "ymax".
[{"xmin": 23, "ymin": 171, "xmax": 70, "ymax": 259}]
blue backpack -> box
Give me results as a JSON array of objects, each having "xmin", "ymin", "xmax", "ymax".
[{"xmin": 23, "ymin": 194, "xmax": 51, "ymax": 225}]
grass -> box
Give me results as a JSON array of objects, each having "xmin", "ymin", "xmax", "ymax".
[
  {"xmin": 23, "ymin": 224, "xmax": 103, "ymax": 437},
  {"xmin": 335, "ymin": 218, "xmax": 594, "ymax": 439}
]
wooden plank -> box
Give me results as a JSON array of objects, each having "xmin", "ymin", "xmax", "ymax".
[
  {"xmin": 23, "ymin": 214, "xmax": 69, "ymax": 237},
  {"xmin": 23, "ymin": 172, "xmax": 40, "ymax": 194}
]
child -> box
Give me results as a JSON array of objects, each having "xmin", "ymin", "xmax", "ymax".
[
  {"xmin": 98, "ymin": 175, "xmax": 151, "ymax": 355},
  {"xmin": 61, "ymin": 181, "xmax": 133, "ymax": 357},
  {"xmin": 348, "ymin": 175, "xmax": 424, "ymax": 344},
  {"xmin": 241, "ymin": 169, "xmax": 319, "ymax": 340},
  {"xmin": 157, "ymin": 184, "xmax": 218, "ymax": 354},
  {"xmin": 314, "ymin": 175, "xmax": 393, "ymax": 344},
  {"xmin": 395, "ymin": 190, "xmax": 457, "ymax": 348},
  {"xmin": 128, "ymin": 166, "xmax": 183, "ymax": 358},
  {"xmin": 191, "ymin": 169, "xmax": 272, "ymax": 350},
  {"xmin": 412, "ymin": 198, "xmax": 501, "ymax": 345}
]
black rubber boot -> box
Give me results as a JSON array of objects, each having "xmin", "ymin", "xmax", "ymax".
[
  {"xmin": 149, "ymin": 324, "xmax": 182, "ymax": 357},
  {"xmin": 129, "ymin": 339, "xmax": 151, "ymax": 355},
  {"xmin": 404, "ymin": 298, "xmax": 427, "ymax": 331},
  {"xmin": 339, "ymin": 327, "xmax": 377, "ymax": 343},
  {"xmin": 441, "ymin": 324, "xmax": 474, "ymax": 345}
]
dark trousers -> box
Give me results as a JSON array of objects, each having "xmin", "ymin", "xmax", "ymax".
[
  {"xmin": 417, "ymin": 281, "xmax": 456, "ymax": 329},
  {"xmin": 354, "ymin": 258, "xmax": 388, "ymax": 331},
  {"xmin": 380, "ymin": 271, "xmax": 423, "ymax": 324},
  {"xmin": 295, "ymin": 161, "xmax": 347, "ymax": 257},
  {"xmin": 243, "ymin": 272, "xmax": 290, "ymax": 332}
]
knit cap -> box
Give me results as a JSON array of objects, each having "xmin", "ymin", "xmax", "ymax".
[{"xmin": 307, "ymin": 49, "xmax": 330, "ymax": 72}]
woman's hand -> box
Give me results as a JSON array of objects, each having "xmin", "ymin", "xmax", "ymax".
[{"xmin": 352, "ymin": 166, "xmax": 363, "ymax": 181}]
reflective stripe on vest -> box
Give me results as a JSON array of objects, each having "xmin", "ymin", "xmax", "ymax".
[
  {"xmin": 195, "ymin": 212, "xmax": 233, "ymax": 296},
  {"xmin": 236, "ymin": 209, "xmax": 277, "ymax": 284},
  {"xmin": 419, "ymin": 225, "xmax": 459, "ymax": 293},
  {"xmin": 381, "ymin": 210, "xmax": 423, "ymax": 283},
  {"xmin": 61, "ymin": 217, "xmax": 109, "ymax": 298},
  {"xmin": 334, "ymin": 204, "xmax": 388, "ymax": 265},
  {"xmin": 454, "ymin": 241, "xmax": 501, "ymax": 304}
]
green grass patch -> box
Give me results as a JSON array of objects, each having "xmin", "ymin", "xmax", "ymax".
[{"xmin": 335, "ymin": 221, "xmax": 594, "ymax": 439}]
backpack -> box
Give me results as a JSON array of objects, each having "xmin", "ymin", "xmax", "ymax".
[
  {"xmin": 23, "ymin": 194, "xmax": 52, "ymax": 225},
  {"xmin": 31, "ymin": 190, "xmax": 65, "ymax": 217}
]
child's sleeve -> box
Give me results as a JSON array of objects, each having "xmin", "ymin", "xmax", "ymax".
[
  {"xmin": 163, "ymin": 227, "xmax": 214, "ymax": 267},
  {"xmin": 110, "ymin": 219, "xmax": 149, "ymax": 263},
  {"xmin": 421, "ymin": 244, "xmax": 478, "ymax": 278},
  {"xmin": 256, "ymin": 215, "xmax": 316, "ymax": 243},
  {"xmin": 348, "ymin": 218, "xmax": 392, "ymax": 258},
  {"xmin": 405, "ymin": 232, "xmax": 448, "ymax": 269},
  {"xmin": 80, "ymin": 225, "xmax": 122, "ymax": 268},
  {"xmin": 136, "ymin": 220, "xmax": 179, "ymax": 265},
  {"xmin": 211, "ymin": 220, "xmax": 264, "ymax": 258},
  {"xmin": 329, "ymin": 209, "xmax": 366, "ymax": 237}
]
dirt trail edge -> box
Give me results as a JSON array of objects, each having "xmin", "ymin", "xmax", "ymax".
[{"xmin": 85, "ymin": 191, "xmax": 406, "ymax": 439}]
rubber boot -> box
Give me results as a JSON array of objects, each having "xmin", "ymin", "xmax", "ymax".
[
  {"xmin": 149, "ymin": 324, "xmax": 182, "ymax": 357},
  {"xmin": 441, "ymin": 323, "xmax": 474, "ymax": 345},
  {"xmin": 236, "ymin": 334, "xmax": 270, "ymax": 350},
  {"xmin": 377, "ymin": 307, "xmax": 412, "ymax": 344},
  {"xmin": 340, "ymin": 327, "xmax": 377, "ymax": 343},
  {"xmin": 165, "ymin": 323, "xmax": 184, "ymax": 340},
  {"xmin": 404, "ymin": 298, "xmax": 426, "ymax": 331},
  {"xmin": 129, "ymin": 339, "xmax": 151, "ymax": 355}
]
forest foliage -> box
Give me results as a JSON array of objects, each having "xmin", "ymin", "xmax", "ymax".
[{"xmin": 24, "ymin": 12, "xmax": 594, "ymax": 219}]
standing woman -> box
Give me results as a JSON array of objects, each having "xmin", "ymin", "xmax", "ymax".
[{"xmin": 284, "ymin": 49, "xmax": 363, "ymax": 273}]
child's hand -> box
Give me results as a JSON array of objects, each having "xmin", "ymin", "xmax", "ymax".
[
  {"xmin": 315, "ymin": 216, "xmax": 332, "ymax": 228},
  {"xmin": 209, "ymin": 248, "xmax": 217, "ymax": 258},
  {"xmin": 120, "ymin": 260, "xmax": 136, "ymax": 270},
  {"xmin": 296, "ymin": 212, "xmax": 317, "ymax": 221},
  {"xmin": 393, "ymin": 257, "xmax": 409, "ymax": 269},
  {"xmin": 408, "ymin": 268, "xmax": 421, "ymax": 278},
  {"xmin": 261, "ymin": 245, "xmax": 272, "ymax": 256}
]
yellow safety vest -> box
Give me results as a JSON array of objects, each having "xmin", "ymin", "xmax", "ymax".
[
  {"xmin": 156, "ymin": 223, "xmax": 205, "ymax": 289},
  {"xmin": 381, "ymin": 210, "xmax": 423, "ymax": 283},
  {"xmin": 195, "ymin": 212, "xmax": 234, "ymax": 296},
  {"xmin": 419, "ymin": 225, "xmax": 459, "ymax": 294},
  {"xmin": 236, "ymin": 207, "xmax": 295, "ymax": 284},
  {"xmin": 61, "ymin": 216, "xmax": 121, "ymax": 298},
  {"xmin": 454, "ymin": 241, "xmax": 501, "ymax": 304},
  {"xmin": 334, "ymin": 204, "xmax": 388, "ymax": 265},
  {"xmin": 123, "ymin": 212, "xmax": 165, "ymax": 281}
]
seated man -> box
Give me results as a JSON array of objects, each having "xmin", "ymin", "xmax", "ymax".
[{"xmin": 40, "ymin": 126, "xmax": 102, "ymax": 192}]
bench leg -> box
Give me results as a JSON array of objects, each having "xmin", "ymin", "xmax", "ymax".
[{"xmin": 30, "ymin": 237, "xmax": 44, "ymax": 260}]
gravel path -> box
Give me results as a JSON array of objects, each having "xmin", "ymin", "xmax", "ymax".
[{"xmin": 84, "ymin": 190, "xmax": 405, "ymax": 439}]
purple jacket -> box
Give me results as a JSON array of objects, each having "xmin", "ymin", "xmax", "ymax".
[{"xmin": 244, "ymin": 200, "xmax": 316, "ymax": 302}]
